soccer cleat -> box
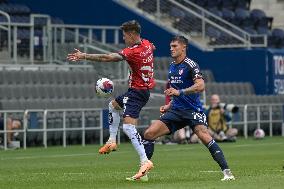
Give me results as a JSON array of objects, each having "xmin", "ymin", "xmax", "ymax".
[
  {"xmin": 221, "ymin": 169, "xmax": 235, "ymax": 181},
  {"xmin": 126, "ymin": 160, "xmax": 153, "ymax": 181},
  {"xmin": 126, "ymin": 174, "xmax": 149, "ymax": 182},
  {"xmin": 98, "ymin": 141, "xmax": 117, "ymax": 154}
]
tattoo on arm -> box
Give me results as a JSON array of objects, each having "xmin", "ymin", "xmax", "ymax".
[
  {"xmin": 182, "ymin": 79, "xmax": 205, "ymax": 95},
  {"xmin": 85, "ymin": 53, "xmax": 123, "ymax": 62}
]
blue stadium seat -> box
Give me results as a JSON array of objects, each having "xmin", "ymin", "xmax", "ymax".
[
  {"xmin": 257, "ymin": 27, "xmax": 271, "ymax": 35},
  {"xmin": 209, "ymin": 8, "xmax": 223, "ymax": 18},
  {"xmin": 250, "ymin": 9, "xmax": 273, "ymax": 30},
  {"xmin": 221, "ymin": 0, "xmax": 236, "ymax": 10},
  {"xmin": 222, "ymin": 8, "xmax": 235, "ymax": 22},
  {"xmin": 207, "ymin": 0, "xmax": 221, "ymax": 10},
  {"xmin": 169, "ymin": 7, "xmax": 186, "ymax": 20},
  {"xmin": 207, "ymin": 26, "xmax": 221, "ymax": 45},
  {"xmin": 235, "ymin": 0, "xmax": 251, "ymax": 10},
  {"xmin": 194, "ymin": 0, "xmax": 208, "ymax": 8},
  {"xmin": 234, "ymin": 8, "xmax": 251, "ymax": 28},
  {"xmin": 268, "ymin": 28, "xmax": 284, "ymax": 48}
]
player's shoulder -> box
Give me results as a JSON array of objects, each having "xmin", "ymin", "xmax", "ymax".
[
  {"xmin": 169, "ymin": 60, "xmax": 175, "ymax": 67},
  {"xmin": 183, "ymin": 57, "xmax": 199, "ymax": 68},
  {"xmin": 141, "ymin": 38, "xmax": 152, "ymax": 45}
]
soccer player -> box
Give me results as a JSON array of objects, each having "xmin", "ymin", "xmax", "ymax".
[
  {"xmin": 67, "ymin": 20, "xmax": 155, "ymax": 181},
  {"xmin": 142, "ymin": 36, "xmax": 235, "ymax": 181}
]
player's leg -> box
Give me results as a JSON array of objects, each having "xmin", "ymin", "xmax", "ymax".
[
  {"xmin": 144, "ymin": 120, "xmax": 171, "ymax": 140},
  {"xmin": 142, "ymin": 120, "xmax": 171, "ymax": 160},
  {"xmin": 123, "ymin": 116, "xmax": 154, "ymax": 181},
  {"xmin": 144, "ymin": 109, "xmax": 186, "ymax": 160},
  {"xmin": 121, "ymin": 89, "xmax": 154, "ymax": 180},
  {"xmin": 193, "ymin": 125, "xmax": 235, "ymax": 181},
  {"xmin": 99, "ymin": 100, "xmax": 122, "ymax": 154}
]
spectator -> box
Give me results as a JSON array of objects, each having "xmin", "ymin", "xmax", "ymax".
[
  {"xmin": 0, "ymin": 114, "xmax": 22, "ymax": 149},
  {"xmin": 205, "ymin": 94, "xmax": 238, "ymax": 142}
]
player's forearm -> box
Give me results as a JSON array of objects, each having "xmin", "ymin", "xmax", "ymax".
[
  {"xmin": 85, "ymin": 54, "xmax": 113, "ymax": 62},
  {"xmin": 180, "ymin": 82, "xmax": 205, "ymax": 95}
]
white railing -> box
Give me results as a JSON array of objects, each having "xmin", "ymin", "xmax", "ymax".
[
  {"xmin": 0, "ymin": 10, "xmax": 11, "ymax": 58},
  {"xmin": 0, "ymin": 13, "xmax": 123, "ymax": 64},
  {"xmin": 0, "ymin": 103, "xmax": 283, "ymax": 150}
]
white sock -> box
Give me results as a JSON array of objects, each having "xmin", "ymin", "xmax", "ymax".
[
  {"xmin": 123, "ymin": 124, "xmax": 148, "ymax": 163},
  {"xmin": 108, "ymin": 102, "xmax": 120, "ymax": 142}
]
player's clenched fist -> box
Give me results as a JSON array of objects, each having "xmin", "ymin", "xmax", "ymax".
[
  {"xmin": 160, "ymin": 104, "xmax": 171, "ymax": 113},
  {"xmin": 164, "ymin": 87, "xmax": 180, "ymax": 96}
]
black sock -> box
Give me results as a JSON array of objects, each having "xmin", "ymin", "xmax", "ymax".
[
  {"xmin": 206, "ymin": 139, "xmax": 229, "ymax": 171},
  {"xmin": 143, "ymin": 139, "xmax": 155, "ymax": 160}
]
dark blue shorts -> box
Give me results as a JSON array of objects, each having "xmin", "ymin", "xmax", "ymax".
[
  {"xmin": 115, "ymin": 88, "xmax": 150, "ymax": 119},
  {"xmin": 160, "ymin": 108, "xmax": 208, "ymax": 134}
]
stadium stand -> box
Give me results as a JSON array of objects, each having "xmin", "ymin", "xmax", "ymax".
[{"xmin": 124, "ymin": 0, "xmax": 284, "ymax": 49}]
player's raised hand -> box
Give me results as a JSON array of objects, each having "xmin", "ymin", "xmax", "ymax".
[
  {"xmin": 67, "ymin": 48, "xmax": 86, "ymax": 62},
  {"xmin": 164, "ymin": 87, "xmax": 180, "ymax": 96}
]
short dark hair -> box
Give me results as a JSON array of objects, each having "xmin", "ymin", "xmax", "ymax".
[
  {"xmin": 120, "ymin": 20, "xmax": 141, "ymax": 34},
  {"xmin": 171, "ymin": 36, "xmax": 188, "ymax": 47}
]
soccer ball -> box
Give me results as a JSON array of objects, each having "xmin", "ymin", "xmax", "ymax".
[
  {"xmin": 95, "ymin": 78, "xmax": 114, "ymax": 97},
  {"xmin": 253, "ymin": 128, "xmax": 265, "ymax": 139}
]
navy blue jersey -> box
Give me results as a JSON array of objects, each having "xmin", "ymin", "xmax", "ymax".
[{"xmin": 168, "ymin": 57, "xmax": 203, "ymax": 112}]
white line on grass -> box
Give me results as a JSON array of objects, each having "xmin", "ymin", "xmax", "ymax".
[
  {"xmin": 200, "ymin": 170, "xmax": 284, "ymax": 174},
  {"xmin": 1, "ymin": 142, "xmax": 283, "ymax": 161},
  {"xmin": 0, "ymin": 153, "xmax": 97, "ymax": 161},
  {"xmin": 199, "ymin": 171, "xmax": 220, "ymax": 173}
]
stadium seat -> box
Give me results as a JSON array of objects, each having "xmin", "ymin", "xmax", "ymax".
[
  {"xmin": 207, "ymin": 0, "xmax": 221, "ymax": 10},
  {"xmin": 221, "ymin": 0, "xmax": 236, "ymax": 10},
  {"xmin": 269, "ymin": 28, "xmax": 284, "ymax": 48},
  {"xmin": 194, "ymin": 0, "xmax": 208, "ymax": 8},
  {"xmin": 235, "ymin": 0, "xmax": 251, "ymax": 10},
  {"xmin": 169, "ymin": 7, "xmax": 186, "ymax": 20},
  {"xmin": 222, "ymin": 8, "xmax": 235, "ymax": 22}
]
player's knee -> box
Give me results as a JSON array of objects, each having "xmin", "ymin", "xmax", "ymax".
[
  {"xmin": 144, "ymin": 129, "xmax": 155, "ymax": 140},
  {"xmin": 109, "ymin": 100, "xmax": 119, "ymax": 112}
]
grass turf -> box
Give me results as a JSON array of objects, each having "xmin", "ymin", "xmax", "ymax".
[{"xmin": 0, "ymin": 137, "xmax": 283, "ymax": 189}]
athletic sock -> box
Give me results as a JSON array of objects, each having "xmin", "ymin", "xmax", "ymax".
[
  {"xmin": 123, "ymin": 124, "xmax": 148, "ymax": 163},
  {"xmin": 143, "ymin": 139, "xmax": 155, "ymax": 160},
  {"xmin": 206, "ymin": 139, "xmax": 229, "ymax": 171},
  {"xmin": 108, "ymin": 106, "xmax": 120, "ymax": 142}
]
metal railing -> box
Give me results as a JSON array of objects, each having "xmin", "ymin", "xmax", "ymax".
[
  {"xmin": 0, "ymin": 10, "xmax": 11, "ymax": 58},
  {"xmin": 114, "ymin": 0, "xmax": 267, "ymax": 49},
  {"xmin": 0, "ymin": 13, "xmax": 123, "ymax": 65},
  {"xmin": 0, "ymin": 103, "xmax": 283, "ymax": 150}
]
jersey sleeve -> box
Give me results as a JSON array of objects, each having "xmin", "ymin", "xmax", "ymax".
[
  {"xmin": 118, "ymin": 48, "xmax": 132, "ymax": 61},
  {"xmin": 189, "ymin": 62, "xmax": 203, "ymax": 80}
]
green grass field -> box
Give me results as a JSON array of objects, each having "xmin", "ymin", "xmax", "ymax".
[{"xmin": 0, "ymin": 137, "xmax": 284, "ymax": 189}]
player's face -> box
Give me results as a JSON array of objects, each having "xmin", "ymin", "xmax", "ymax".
[
  {"xmin": 122, "ymin": 31, "xmax": 133, "ymax": 46},
  {"xmin": 170, "ymin": 41, "xmax": 186, "ymax": 58}
]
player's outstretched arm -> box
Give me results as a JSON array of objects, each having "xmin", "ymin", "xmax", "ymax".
[{"xmin": 67, "ymin": 48, "xmax": 124, "ymax": 62}]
